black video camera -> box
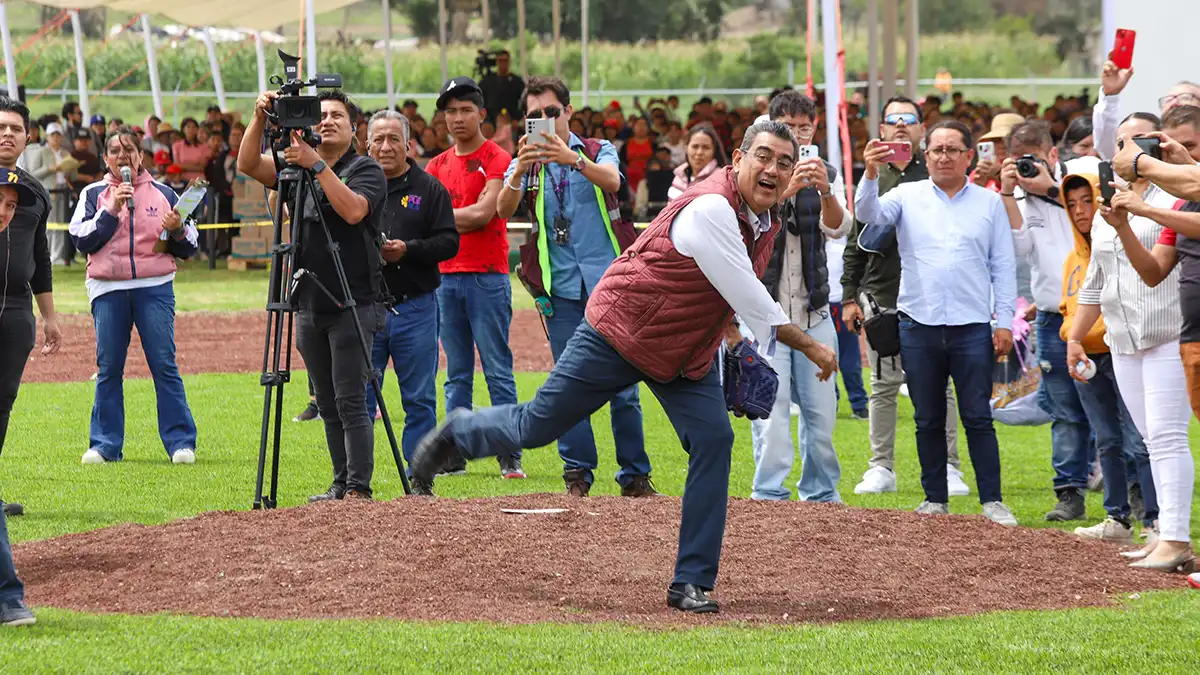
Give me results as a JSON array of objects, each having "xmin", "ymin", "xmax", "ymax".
[
  {"xmin": 475, "ymin": 50, "xmax": 500, "ymax": 77},
  {"xmin": 265, "ymin": 50, "xmax": 344, "ymax": 151}
]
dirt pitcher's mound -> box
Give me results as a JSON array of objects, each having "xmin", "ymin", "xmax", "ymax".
[{"xmin": 16, "ymin": 496, "xmax": 1178, "ymax": 626}]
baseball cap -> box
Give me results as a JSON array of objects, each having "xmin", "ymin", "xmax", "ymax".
[
  {"xmin": 436, "ymin": 76, "xmax": 483, "ymax": 111},
  {"xmin": 45, "ymin": 122, "xmax": 63, "ymax": 136},
  {"xmin": 154, "ymin": 149, "xmax": 171, "ymax": 165},
  {"xmin": 74, "ymin": 129, "xmax": 91, "ymax": 140},
  {"xmin": 0, "ymin": 169, "xmax": 40, "ymax": 207},
  {"xmin": 90, "ymin": 114, "xmax": 105, "ymax": 125}
]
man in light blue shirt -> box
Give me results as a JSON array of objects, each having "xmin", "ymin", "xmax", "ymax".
[
  {"xmin": 496, "ymin": 76, "xmax": 653, "ymax": 498},
  {"xmin": 855, "ymin": 120, "xmax": 1019, "ymax": 526}
]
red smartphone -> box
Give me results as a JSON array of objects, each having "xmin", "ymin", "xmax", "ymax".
[
  {"xmin": 1111, "ymin": 28, "xmax": 1136, "ymax": 69},
  {"xmin": 880, "ymin": 141, "xmax": 911, "ymax": 164}
]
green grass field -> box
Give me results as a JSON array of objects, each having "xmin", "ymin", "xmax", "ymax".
[{"xmin": 2, "ymin": 265, "xmax": 1199, "ymax": 672}]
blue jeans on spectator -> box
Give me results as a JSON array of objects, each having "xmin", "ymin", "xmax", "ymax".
[
  {"xmin": 546, "ymin": 294, "xmax": 650, "ymax": 487},
  {"xmin": 899, "ymin": 317, "xmax": 1003, "ymax": 504},
  {"xmin": 745, "ymin": 316, "xmax": 841, "ymax": 502},
  {"xmin": 366, "ymin": 292, "xmax": 440, "ymax": 463},
  {"xmin": 1073, "ymin": 353, "xmax": 1159, "ymax": 526},
  {"xmin": 0, "ymin": 505, "xmax": 23, "ymax": 608},
  {"xmin": 1035, "ymin": 311, "xmax": 1092, "ymax": 492},
  {"xmin": 437, "ymin": 272, "xmax": 520, "ymax": 461},
  {"xmin": 89, "ymin": 282, "xmax": 197, "ymax": 461},
  {"xmin": 830, "ymin": 302, "xmax": 868, "ymax": 413},
  {"xmin": 448, "ymin": 321, "xmax": 733, "ymax": 590}
]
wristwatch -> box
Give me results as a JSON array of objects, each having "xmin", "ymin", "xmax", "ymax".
[
  {"xmin": 574, "ymin": 155, "xmax": 586, "ymax": 171},
  {"xmin": 311, "ymin": 159, "xmax": 328, "ymax": 174},
  {"xmin": 1046, "ymin": 185, "xmax": 1060, "ymax": 201}
]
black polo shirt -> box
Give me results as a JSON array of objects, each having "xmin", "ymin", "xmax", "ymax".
[
  {"xmin": 293, "ymin": 148, "xmax": 387, "ymax": 313},
  {"xmin": 379, "ymin": 159, "xmax": 458, "ymax": 300},
  {"xmin": 0, "ymin": 166, "xmax": 52, "ymax": 312}
]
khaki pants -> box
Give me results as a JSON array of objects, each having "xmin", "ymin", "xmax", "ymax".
[
  {"xmin": 1181, "ymin": 341, "xmax": 1200, "ymax": 422},
  {"xmin": 861, "ymin": 294, "xmax": 960, "ymax": 471}
]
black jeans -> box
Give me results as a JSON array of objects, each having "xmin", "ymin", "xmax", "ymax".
[
  {"xmin": 297, "ymin": 303, "xmax": 384, "ymax": 495},
  {"xmin": 0, "ymin": 307, "xmax": 36, "ymax": 454}
]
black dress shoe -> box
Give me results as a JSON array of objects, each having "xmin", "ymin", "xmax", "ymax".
[
  {"xmin": 3, "ymin": 502, "xmax": 24, "ymax": 517},
  {"xmin": 308, "ymin": 486, "xmax": 345, "ymax": 503},
  {"xmin": 410, "ymin": 409, "xmax": 468, "ymax": 490},
  {"xmin": 667, "ymin": 583, "xmax": 719, "ymax": 613}
]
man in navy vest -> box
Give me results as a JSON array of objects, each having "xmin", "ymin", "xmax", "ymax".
[
  {"xmin": 496, "ymin": 76, "xmax": 654, "ymax": 498},
  {"xmin": 747, "ymin": 90, "xmax": 853, "ymax": 503}
]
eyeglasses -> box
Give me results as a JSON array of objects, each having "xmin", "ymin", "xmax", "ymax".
[
  {"xmin": 788, "ymin": 123, "xmax": 815, "ymax": 138},
  {"xmin": 526, "ymin": 105, "xmax": 563, "ymax": 120},
  {"xmin": 926, "ymin": 146, "xmax": 967, "ymax": 160},
  {"xmin": 751, "ymin": 149, "xmax": 795, "ymax": 173},
  {"xmin": 1159, "ymin": 93, "xmax": 1199, "ymax": 109},
  {"xmin": 884, "ymin": 112, "xmax": 920, "ymax": 126}
]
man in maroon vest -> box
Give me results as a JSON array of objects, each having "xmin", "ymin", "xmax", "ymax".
[{"xmin": 410, "ymin": 122, "xmax": 837, "ymax": 613}]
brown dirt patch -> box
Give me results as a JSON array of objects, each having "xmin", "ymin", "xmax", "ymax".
[
  {"xmin": 23, "ymin": 310, "xmax": 554, "ymax": 384},
  {"xmin": 15, "ymin": 495, "xmax": 1178, "ymax": 626}
]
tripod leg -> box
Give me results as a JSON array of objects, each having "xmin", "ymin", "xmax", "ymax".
[{"xmin": 372, "ymin": 375, "xmax": 412, "ymax": 494}]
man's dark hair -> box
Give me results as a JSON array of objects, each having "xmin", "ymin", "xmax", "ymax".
[
  {"xmin": 768, "ymin": 90, "xmax": 817, "ymax": 122},
  {"xmin": 924, "ymin": 120, "xmax": 972, "ymax": 148},
  {"xmin": 1163, "ymin": 105, "xmax": 1200, "ymax": 132},
  {"xmin": 207, "ymin": 105, "xmax": 221, "ymax": 113},
  {"xmin": 0, "ymin": 96, "xmax": 31, "ymax": 132},
  {"xmin": 521, "ymin": 76, "xmax": 570, "ymax": 110},
  {"xmin": 1006, "ymin": 120, "xmax": 1054, "ymax": 152},
  {"xmin": 882, "ymin": 95, "xmax": 922, "ymax": 122},
  {"xmin": 1063, "ymin": 175, "xmax": 1093, "ymax": 197},
  {"xmin": 1120, "ymin": 111, "xmax": 1162, "ymax": 130},
  {"xmin": 496, "ymin": 49, "xmax": 511, "ymax": 58},
  {"xmin": 317, "ymin": 89, "xmax": 360, "ymax": 121},
  {"xmin": 61, "ymin": 101, "xmax": 79, "ymax": 118},
  {"xmin": 740, "ymin": 120, "xmax": 799, "ymax": 160},
  {"xmin": 111, "ymin": 117, "xmax": 124, "ymax": 126},
  {"xmin": 697, "ymin": 96, "xmax": 713, "ymax": 105},
  {"xmin": 441, "ymin": 87, "xmax": 484, "ymax": 111},
  {"xmin": 1062, "ymin": 115, "xmax": 1092, "ymax": 147}
]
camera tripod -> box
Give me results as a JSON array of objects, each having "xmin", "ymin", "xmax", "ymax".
[{"xmin": 252, "ymin": 154, "xmax": 412, "ymax": 509}]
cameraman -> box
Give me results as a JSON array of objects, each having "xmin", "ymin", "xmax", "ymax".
[
  {"xmin": 479, "ymin": 50, "xmax": 523, "ymax": 126},
  {"xmin": 999, "ymin": 120, "xmax": 1097, "ymax": 522},
  {"xmin": 238, "ymin": 89, "xmax": 388, "ymax": 502}
]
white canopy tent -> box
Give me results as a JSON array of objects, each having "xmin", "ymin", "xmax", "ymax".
[{"xmin": 3, "ymin": 0, "xmax": 361, "ymax": 120}]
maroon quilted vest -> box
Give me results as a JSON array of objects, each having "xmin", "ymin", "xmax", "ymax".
[{"xmin": 586, "ymin": 166, "xmax": 782, "ymax": 383}]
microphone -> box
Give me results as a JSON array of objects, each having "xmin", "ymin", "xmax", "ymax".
[{"xmin": 120, "ymin": 166, "xmax": 134, "ymax": 215}]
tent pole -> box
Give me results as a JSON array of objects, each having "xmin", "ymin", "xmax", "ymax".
[
  {"xmin": 0, "ymin": 3, "xmax": 18, "ymax": 102},
  {"xmin": 254, "ymin": 31, "xmax": 268, "ymax": 94},
  {"xmin": 821, "ymin": 0, "xmax": 841, "ymax": 169},
  {"xmin": 881, "ymin": 0, "xmax": 897, "ymax": 102},
  {"xmin": 437, "ymin": 0, "xmax": 448, "ymax": 83},
  {"xmin": 140, "ymin": 15, "xmax": 165, "ymax": 119},
  {"xmin": 904, "ymin": 0, "xmax": 918, "ymax": 99},
  {"xmin": 581, "ymin": 0, "xmax": 589, "ymax": 107},
  {"xmin": 69, "ymin": 10, "xmax": 90, "ymax": 121},
  {"xmin": 517, "ymin": 0, "xmax": 526, "ymax": 78},
  {"xmin": 383, "ymin": 0, "xmax": 395, "ymax": 109},
  {"xmin": 481, "ymin": 0, "xmax": 490, "ymax": 43},
  {"xmin": 552, "ymin": 0, "xmax": 560, "ymax": 78},
  {"xmin": 305, "ymin": 0, "xmax": 318, "ymax": 95},
  {"xmin": 200, "ymin": 28, "xmax": 228, "ymax": 111},
  {"xmin": 867, "ymin": 0, "xmax": 879, "ymax": 138}
]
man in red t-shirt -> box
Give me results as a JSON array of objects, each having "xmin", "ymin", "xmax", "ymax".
[{"xmin": 425, "ymin": 76, "xmax": 524, "ymax": 479}]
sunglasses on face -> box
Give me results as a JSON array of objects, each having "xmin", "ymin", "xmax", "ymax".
[
  {"xmin": 884, "ymin": 112, "xmax": 919, "ymax": 126},
  {"xmin": 526, "ymin": 105, "xmax": 563, "ymax": 120}
]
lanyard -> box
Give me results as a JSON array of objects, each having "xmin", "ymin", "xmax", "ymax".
[{"xmin": 549, "ymin": 162, "xmax": 571, "ymax": 209}]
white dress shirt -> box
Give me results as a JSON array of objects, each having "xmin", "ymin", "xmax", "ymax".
[
  {"xmin": 670, "ymin": 193, "xmax": 790, "ymax": 352},
  {"xmin": 1091, "ymin": 92, "xmax": 1122, "ymax": 161},
  {"xmin": 854, "ymin": 176, "xmax": 1018, "ymax": 331}
]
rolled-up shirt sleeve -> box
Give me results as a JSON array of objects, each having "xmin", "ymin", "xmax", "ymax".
[
  {"xmin": 821, "ymin": 170, "xmax": 853, "ymax": 238},
  {"xmin": 1093, "ymin": 92, "xmax": 1121, "ymax": 161},
  {"xmin": 671, "ymin": 194, "xmax": 790, "ymax": 350}
]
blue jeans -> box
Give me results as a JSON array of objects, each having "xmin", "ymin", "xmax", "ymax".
[
  {"xmin": 366, "ymin": 292, "xmax": 440, "ymax": 463},
  {"xmin": 448, "ymin": 321, "xmax": 733, "ymax": 590},
  {"xmin": 1074, "ymin": 353, "xmax": 1159, "ymax": 526},
  {"xmin": 0, "ymin": 505, "xmax": 23, "ymax": 607},
  {"xmin": 546, "ymin": 294, "xmax": 650, "ymax": 487},
  {"xmin": 899, "ymin": 318, "xmax": 1002, "ymax": 504},
  {"xmin": 746, "ymin": 317, "xmax": 841, "ymax": 502},
  {"xmin": 437, "ymin": 273, "xmax": 520, "ymax": 460},
  {"xmin": 89, "ymin": 282, "xmax": 197, "ymax": 460},
  {"xmin": 830, "ymin": 302, "xmax": 868, "ymax": 413},
  {"xmin": 1036, "ymin": 312, "xmax": 1092, "ymax": 492}
]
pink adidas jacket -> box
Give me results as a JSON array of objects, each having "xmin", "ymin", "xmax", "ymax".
[{"xmin": 68, "ymin": 169, "xmax": 199, "ymax": 281}]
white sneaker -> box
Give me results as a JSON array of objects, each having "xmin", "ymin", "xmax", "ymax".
[
  {"xmin": 81, "ymin": 449, "xmax": 107, "ymax": 465},
  {"xmin": 982, "ymin": 501, "xmax": 1018, "ymax": 526},
  {"xmin": 1188, "ymin": 572, "xmax": 1199, "ymax": 589},
  {"xmin": 1074, "ymin": 517, "xmax": 1134, "ymax": 544},
  {"xmin": 172, "ymin": 449, "xmax": 196, "ymax": 464},
  {"xmin": 947, "ymin": 464, "xmax": 971, "ymax": 497},
  {"xmin": 854, "ymin": 466, "xmax": 897, "ymax": 494},
  {"xmin": 914, "ymin": 500, "xmax": 950, "ymax": 515}
]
